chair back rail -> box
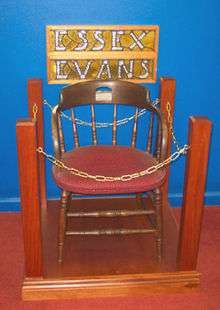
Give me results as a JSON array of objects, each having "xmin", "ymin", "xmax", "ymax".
[{"xmin": 59, "ymin": 80, "xmax": 147, "ymax": 110}]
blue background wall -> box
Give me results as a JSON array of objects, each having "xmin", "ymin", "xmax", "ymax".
[{"xmin": 1, "ymin": 0, "xmax": 220, "ymax": 211}]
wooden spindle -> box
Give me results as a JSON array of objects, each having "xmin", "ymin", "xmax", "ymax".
[
  {"xmin": 91, "ymin": 104, "xmax": 97, "ymax": 145},
  {"xmin": 131, "ymin": 107, "xmax": 139, "ymax": 148},
  {"xmin": 71, "ymin": 109, "xmax": 79, "ymax": 148},
  {"xmin": 58, "ymin": 114, "xmax": 65, "ymax": 153},
  {"xmin": 112, "ymin": 104, "xmax": 117, "ymax": 145},
  {"xmin": 146, "ymin": 111, "xmax": 154, "ymax": 153},
  {"xmin": 146, "ymin": 88, "xmax": 150, "ymax": 102},
  {"xmin": 155, "ymin": 119, "xmax": 162, "ymax": 160}
]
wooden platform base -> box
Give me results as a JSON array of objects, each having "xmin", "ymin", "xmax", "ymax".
[
  {"xmin": 17, "ymin": 82, "xmax": 211, "ymax": 301},
  {"xmin": 23, "ymin": 271, "xmax": 200, "ymax": 300},
  {"xmin": 22, "ymin": 197, "xmax": 200, "ymax": 300}
]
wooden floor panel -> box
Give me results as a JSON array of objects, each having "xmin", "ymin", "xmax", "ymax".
[{"xmin": 43, "ymin": 197, "xmax": 178, "ymax": 278}]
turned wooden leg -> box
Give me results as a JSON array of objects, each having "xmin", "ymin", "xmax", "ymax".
[
  {"xmin": 154, "ymin": 188, "xmax": 163, "ymax": 263},
  {"xmin": 58, "ymin": 190, "xmax": 71, "ymax": 264}
]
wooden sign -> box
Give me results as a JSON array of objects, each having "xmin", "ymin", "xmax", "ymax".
[{"xmin": 46, "ymin": 25, "xmax": 159, "ymax": 84}]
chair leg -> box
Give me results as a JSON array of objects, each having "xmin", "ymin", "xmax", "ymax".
[
  {"xmin": 58, "ymin": 190, "xmax": 71, "ymax": 264},
  {"xmin": 135, "ymin": 193, "xmax": 142, "ymax": 208},
  {"xmin": 153, "ymin": 188, "xmax": 163, "ymax": 263}
]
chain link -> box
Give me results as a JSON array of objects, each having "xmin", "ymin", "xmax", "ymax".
[
  {"xmin": 43, "ymin": 98, "xmax": 160, "ymax": 128},
  {"xmin": 32, "ymin": 103, "xmax": 38, "ymax": 120},
  {"xmin": 166, "ymin": 101, "xmax": 180, "ymax": 152},
  {"xmin": 37, "ymin": 144, "xmax": 189, "ymax": 182}
]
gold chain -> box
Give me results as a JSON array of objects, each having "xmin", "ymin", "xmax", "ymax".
[
  {"xmin": 35, "ymin": 101, "xmax": 189, "ymax": 182},
  {"xmin": 37, "ymin": 144, "xmax": 189, "ymax": 182},
  {"xmin": 33, "ymin": 103, "xmax": 38, "ymax": 120},
  {"xmin": 43, "ymin": 98, "xmax": 160, "ymax": 128},
  {"xmin": 166, "ymin": 101, "xmax": 180, "ymax": 151}
]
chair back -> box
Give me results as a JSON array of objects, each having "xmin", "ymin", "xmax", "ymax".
[{"xmin": 52, "ymin": 80, "xmax": 167, "ymax": 162}]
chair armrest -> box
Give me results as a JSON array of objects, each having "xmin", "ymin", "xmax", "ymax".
[
  {"xmin": 52, "ymin": 105, "xmax": 61, "ymax": 159},
  {"xmin": 160, "ymin": 112, "xmax": 168, "ymax": 162}
]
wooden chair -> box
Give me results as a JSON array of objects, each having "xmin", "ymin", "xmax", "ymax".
[{"xmin": 51, "ymin": 80, "xmax": 168, "ymax": 264}]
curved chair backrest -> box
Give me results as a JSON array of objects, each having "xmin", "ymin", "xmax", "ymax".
[
  {"xmin": 59, "ymin": 80, "xmax": 149, "ymax": 110},
  {"xmin": 52, "ymin": 80, "xmax": 167, "ymax": 162}
]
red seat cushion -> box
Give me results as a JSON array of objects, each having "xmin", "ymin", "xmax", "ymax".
[{"xmin": 52, "ymin": 145, "xmax": 166, "ymax": 195}]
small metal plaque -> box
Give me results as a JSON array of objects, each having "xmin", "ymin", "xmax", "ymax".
[
  {"xmin": 95, "ymin": 91, "xmax": 112, "ymax": 102},
  {"xmin": 46, "ymin": 25, "xmax": 159, "ymax": 84}
]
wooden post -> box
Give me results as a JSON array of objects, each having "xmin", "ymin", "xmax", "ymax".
[
  {"xmin": 177, "ymin": 117, "xmax": 212, "ymax": 271},
  {"xmin": 16, "ymin": 119, "xmax": 43, "ymax": 277},
  {"xmin": 28, "ymin": 79, "xmax": 47, "ymax": 210},
  {"xmin": 159, "ymin": 77, "xmax": 176, "ymax": 207}
]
